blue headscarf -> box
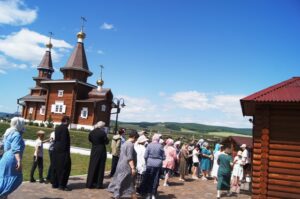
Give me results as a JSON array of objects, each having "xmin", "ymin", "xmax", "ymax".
[{"xmin": 214, "ymin": 143, "xmax": 221, "ymax": 154}]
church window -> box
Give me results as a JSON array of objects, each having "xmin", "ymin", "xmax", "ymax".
[
  {"xmin": 40, "ymin": 105, "xmax": 46, "ymax": 115},
  {"xmin": 101, "ymin": 104, "xmax": 106, "ymax": 112},
  {"xmin": 58, "ymin": 90, "xmax": 64, "ymax": 97},
  {"xmin": 81, "ymin": 107, "xmax": 88, "ymax": 119},
  {"xmin": 51, "ymin": 101, "xmax": 66, "ymax": 114},
  {"xmin": 29, "ymin": 107, "xmax": 33, "ymax": 114}
]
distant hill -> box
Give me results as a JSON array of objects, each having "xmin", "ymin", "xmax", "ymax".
[{"xmin": 111, "ymin": 121, "xmax": 252, "ymax": 136}]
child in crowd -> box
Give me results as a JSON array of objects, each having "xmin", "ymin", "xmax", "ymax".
[
  {"xmin": 30, "ymin": 130, "xmax": 46, "ymax": 183},
  {"xmin": 231, "ymin": 150, "xmax": 244, "ymax": 193},
  {"xmin": 192, "ymin": 145, "xmax": 200, "ymax": 179}
]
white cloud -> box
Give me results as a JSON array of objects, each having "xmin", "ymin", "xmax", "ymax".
[
  {"xmin": 0, "ymin": 0, "xmax": 37, "ymax": 26},
  {"xmin": 97, "ymin": 50, "xmax": 104, "ymax": 55},
  {"xmin": 170, "ymin": 91, "xmax": 214, "ymax": 110},
  {"xmin": 0, "ymin": 54, "xmax": 27, "ymax": 74},
  {"xmin": 113, "ymin": 92, "xmax": 250, "ymax": 128},
  {"xmin": 159, "ymin": 92, "xmax": 166, "ymax": 97},
  {"xmin": 0, "ymin": 28, "xmax": 72, "ymax": 72},
  {"xmin": 100, "ymin": 22, "xmax": 115, "ymax": 30}
]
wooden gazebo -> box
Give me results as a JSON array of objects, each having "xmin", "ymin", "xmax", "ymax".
[{"xmin": 241, "ymin": 77, "xmax": 300, "ymax": 199}]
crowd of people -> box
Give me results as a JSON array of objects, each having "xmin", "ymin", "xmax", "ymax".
[{"xmin": 0, "ymin": 116, "xmax": 251, "ymax": 199}]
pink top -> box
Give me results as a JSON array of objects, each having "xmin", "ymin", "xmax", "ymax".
[{"xmin": 163, "ymin": 146, "xmax": 177, "ymax": 169}]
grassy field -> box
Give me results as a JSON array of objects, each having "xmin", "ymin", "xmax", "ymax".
[
  {"xmin": 0, "ymin": 122, "xmax": 252, "ymax": 151},
  {"xmin": 207, "ymin": 132, "xmax": 252, "ymax": 137},
  {"xmin": 22, "ymin": 146, "xmax": 111, "ymax": 181}
]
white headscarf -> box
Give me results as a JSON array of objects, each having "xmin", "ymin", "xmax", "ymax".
[
  {"xmin": 94, "ymin": 121, "xmax": 105, "ymax": 129},
  {"xmin": 3, "ymin": 117, "xmax": 25, "ymax": 138}
]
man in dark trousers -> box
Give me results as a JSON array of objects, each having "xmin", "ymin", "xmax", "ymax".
[{"xmin": 52, "ymin": 116, "xmax": 71, "ymax": 191}]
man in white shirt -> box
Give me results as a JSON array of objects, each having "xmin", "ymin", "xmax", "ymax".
[
  {"xmin": 30, "ymin": 130, "xmax": 45, "ymax": 183},
  {"xmin": 240, "ymin": 144, "xmax": 250, "ymax": 181}
]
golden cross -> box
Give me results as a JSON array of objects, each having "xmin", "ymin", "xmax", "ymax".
[
  {"xmin": 99, "ymin": 65, "xmax": 104, "ymax": 80},
  {"xmin": 81, "ymin": 16, "xmax": 87, "ymax": 32}
]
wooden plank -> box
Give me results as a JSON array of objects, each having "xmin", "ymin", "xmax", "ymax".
[
  {"xmin": 253, "ymin": 160, "xmax": 262, "ymax": 166},
  {"xmin": 269, "ymin": 161, "xmax": 300, "ymax": 169},
  {"xmin": 253, "ymin": 148, "xmax": 262, "ymax": 154},
  {"xmin": 269, "ymin": 155, "xmax": 300, "ymax": 163},
  {"xmin": 252, "ymin": 165, "xmax": 261, "ymax": 171},
  {"xmin": 269, "ymin": 149, "xmax": 300, "ymax": 157},
  {"xmin": 268, "ymin": 178, "xmax": 300, "ymax": 188},
  {"xmin": 269, "ymin": 167, "xmax": 300, "ymax": 176},
  {"xmin": 268, "ymin": 190, "xmax": 300, "ymax": 199},
  {"xmin": 268, "ymin": 184, "xmax": 300, "ymax": 194},
  {"xmin": 269, "ymin": 173, "xmax": 300, "ymax": 182},
  {"xmin": 254, "ymin": 143, "xmax": 262, "ymax": 148},
  {"xmin": 270, "ymin": 140, "xmax": 300, "ymax": 145},
  {"xmin": 269, "ymin": 144, "xmax": 300, "ymax": 151}
]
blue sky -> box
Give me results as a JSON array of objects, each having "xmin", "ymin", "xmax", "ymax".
[{"xmin": 0, "ymin": 0, "xmax": 299, "ymax": 128}]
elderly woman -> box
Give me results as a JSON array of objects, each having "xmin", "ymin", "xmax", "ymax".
[
  {"xmin": 134, "ymin": 135, "xmax": 148, "ymax": 193},
  {"xmin": 108, "ymin": 130, "xmax": 139, "ymax": 199},
  {"xmin": 86, "ymin": 121, "xmax": 109, "ymax": 189},
  {"xmin": 0, "ymin": 117, "xmax": 26, "ymax": 198},
  {"xmin": 179, "ymin": 144, "xmax": 189, "ymax": 181},
  {"xmin": 201, "ymin": 142, "xmax": 212, "ymax": 180},
  {"xmin": 162, "ymin": 138, "xmax": 177, "ymax": 187},
  {"xmin": 140, "ymin": 133, "xmax": 165, "ymax": 199}
]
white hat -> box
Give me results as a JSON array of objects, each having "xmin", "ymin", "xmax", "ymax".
[
  {"xmin": 240, "ymin": 144, "xmax": 247, "ymax": 148},
  {"xmin": 137, "ymin": 135, "xmax": 149, "ymax": 144},
  {"xmin": 94, "ymin": 121, "xmax": 105, "ymax": 129},
  {"xmin": 237, "ymin": 151, "xmax": 243, "ymax": 156}
]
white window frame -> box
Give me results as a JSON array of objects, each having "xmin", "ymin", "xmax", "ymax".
[
  {"xmin": 101, "ymin": 104, "xmax": 106, "ymax": 112},
  {"xmin": 58, "ymin": 90, "xmax": 64, "ymax": 97},
  {"xmin": 80, "ymin": 107, "xmax": 88, "ymax": 119},
  {"xmin": 51, "ymin": 101, "xmax": 66, "ymax": 114},
  {"xmin": 39, "ymin": 105, "xmax": 46, "ymax": 115},
  {"xmin": 29, "ymin": 107, "xmax": 33, "ymax": 114}
]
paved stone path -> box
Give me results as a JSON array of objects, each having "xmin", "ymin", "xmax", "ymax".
[{"xmin": 10, "ymin": 175, "xmax": 251, "ymax": 199}]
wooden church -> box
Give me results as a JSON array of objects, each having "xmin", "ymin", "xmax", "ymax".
[{"xmin": 18, "ymin": 28, "xmax": 113, "ymax": 130}]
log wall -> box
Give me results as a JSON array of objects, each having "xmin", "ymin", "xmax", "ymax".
[{"xmin": 252, "ymin": 104, "xmax": 300, "ymax": 199}]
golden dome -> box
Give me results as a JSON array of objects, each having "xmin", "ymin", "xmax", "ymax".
[
  {"xmin": 77, "ymin": 31, "xmax": 86, "ymax": 39},
  {"xmin": 46, "ymin": 43, "xmax": 53, "ymax": 49},
  {"xmin": 97, "ymin": 79, "xmax": 104, "ymax": 86}
]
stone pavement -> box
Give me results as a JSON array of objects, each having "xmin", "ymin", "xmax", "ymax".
[{"xmin": 10, "ymin": 175, "xmax": 251, "ymax": 199}]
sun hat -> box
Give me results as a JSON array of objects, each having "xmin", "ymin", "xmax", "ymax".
[
  {"xmin": 240, "ymin": 144, "xmax": 247, "ymax": 148},
  {"xmin": 137, "ymin": 135, "xmax": 149, "ymax": 144}
]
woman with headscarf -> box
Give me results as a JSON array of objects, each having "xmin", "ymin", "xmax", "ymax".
[
  {"xmin": 178, "ymin": 143, "xmax": 189, "ymax": 181},
  {"xmin": 0, "ymin": 117, "xmax": 26, "ymax": 198},
  {"xmin": 134, "ymin": 135, "xmax": 148, "ymax": 193},
  {"xmin": 162, "ymin": 138, "xmax": 177, "ymax": 187},
  {"xmin": 217, "ymin": 146, "xmax": 233, "ymax": 199},
  {"xmin": 201, "ymin": 142, "xmax": 212, "ymax": 180},
  {"xmin": 139, "ymin": 133, "xmax": 165, "ymax": 199},
  {"xmin": 108, "ymin": 130, "xmax": 139, "ymax": 199},
  {"xmin": 86, "ymin": 121, "xmax": 109, "ymax": 189},
  {"xmin": 211, "ymin": 143, "xmax": 223, "ymax": 184}
]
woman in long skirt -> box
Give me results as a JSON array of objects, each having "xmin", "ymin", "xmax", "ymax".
[
  {"xmin": 211, "ymin": 144, "xmax": 223, "ymax": 183},
  {"xmin": 107, "ymin": 130, "xmax": 139, "ymax": 199},
  {"xmin": 178, "ymin": 144, "xmax": 189, "ymax": 181},
  {"xmin": 0, "ymin": 117, "xmax": 26, "ymax": 198},
  {"xmin": 86, "ymin": 121, "xmax": 109, "ymax": 189},
  {"xmin": 201, "ymin": 142, "xmax": 212, "ymax": 180},
  {"xmin": 217, "ymin": 146, "xmax": 233, "ymax": 199}
]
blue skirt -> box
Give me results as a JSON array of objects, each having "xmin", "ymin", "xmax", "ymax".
[{"xmin": 0, "ymin": 151, "xmax": 23, "ymax": 196}]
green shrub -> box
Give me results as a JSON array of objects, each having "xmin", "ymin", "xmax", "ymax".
[
  {"xmin": 40, "ymin": 123, "xmax": 45, "ymax": 127},
  {"xmin": 33, "ymin": 123, "xmax": 39, "ymax": 126}
]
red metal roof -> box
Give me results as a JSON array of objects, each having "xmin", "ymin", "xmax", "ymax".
[
  {"xmin": 242, "ymin": 77, "xmax": 300, "ymax": 102},
  {"xmin": 241, "ymin": 77, "xmax": 300, "ymax": 116}
]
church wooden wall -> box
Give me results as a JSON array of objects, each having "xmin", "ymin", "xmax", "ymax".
[
  {"xmin": 75, "ymin": 103, "xmax": 94, "ymax": 125},
  {"xmin": 46, "ymin": 83, "xmax": 75, "ymax": 123},
  {"xmin": 93, "ymin": 102, "xmax": 112, "ymax": 127},
  {"xmin": 252, "ymin": 104, "xmax": 300, "ymax": 199}
]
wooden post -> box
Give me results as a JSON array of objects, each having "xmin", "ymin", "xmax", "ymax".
[{"xmin": 260, "ymin": 128, "xmax": 269, "ymax": 198}]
